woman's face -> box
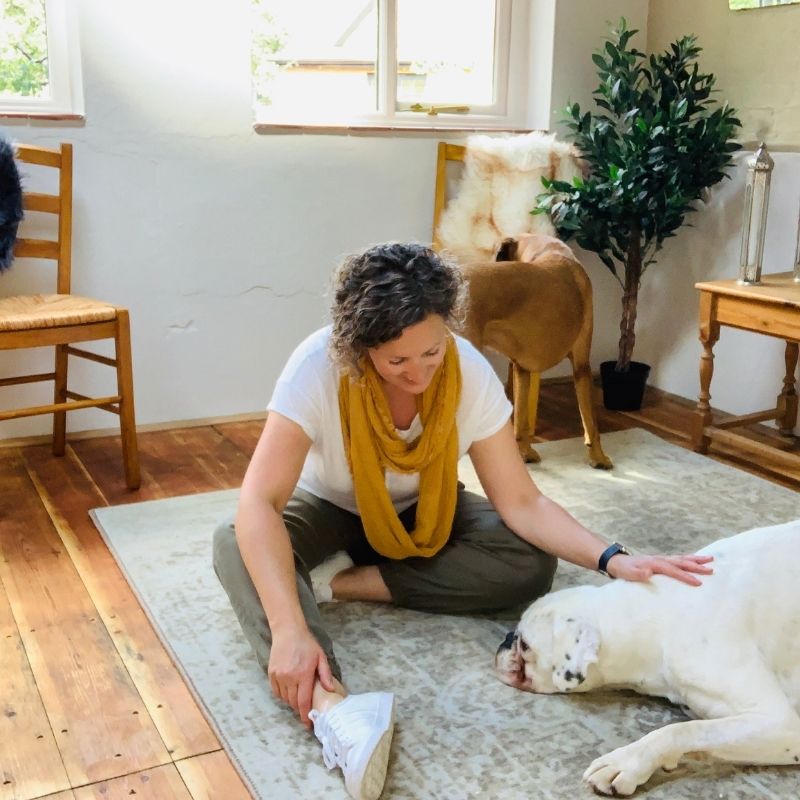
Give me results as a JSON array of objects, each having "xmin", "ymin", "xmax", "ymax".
[{"xmin": 367, "ymin": 314, "xmax": 448, "ymax": 395}]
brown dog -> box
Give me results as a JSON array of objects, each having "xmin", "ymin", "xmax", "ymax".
[{"xmin": 460, "ymin": 233, "xmax": 611, "ymax": 468}]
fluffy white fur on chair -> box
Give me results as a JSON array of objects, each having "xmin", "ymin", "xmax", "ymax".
[{"xmin": 437, "ymin": 131, "xmax": 582, "ymax": 263}]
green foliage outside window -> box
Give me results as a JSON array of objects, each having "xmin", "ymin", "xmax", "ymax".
[
  {"xmin": 0, "ymin": 0, "xmax": 49, "ymax": 97},
  {"xmin": 250, "ymin": 0, "xmax": 289, "ymax": 107}
]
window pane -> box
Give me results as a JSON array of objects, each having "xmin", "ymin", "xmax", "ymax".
[
  {"xmin": 0, "ymin": 0, "xmax": 50, "ymax": 99},
  {"xmin": 396, "ymin": 0, "xmax": 496, "ymax": 107},
  {"xmin": 252, "ymin": 0, "xmax": 378, "ymax": 122}
]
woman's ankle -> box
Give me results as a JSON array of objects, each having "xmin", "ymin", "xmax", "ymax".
[{"xmin": 313, "ymin": 677, "xmax": 347, "ymax": 714}]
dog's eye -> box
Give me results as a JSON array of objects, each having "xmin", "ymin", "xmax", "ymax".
[{"xmin": 519, "ymin": 638, "xmax": 530, "ymax": 652}]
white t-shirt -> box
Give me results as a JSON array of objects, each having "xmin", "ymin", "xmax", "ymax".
[{"xmin": 268, "ymin": 326, "xmax": 512, "ymax": 514}]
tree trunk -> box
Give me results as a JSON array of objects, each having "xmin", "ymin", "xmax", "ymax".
[{"xmin": 616, "ymin": 227, "xmax": 643, "ymax": 372}]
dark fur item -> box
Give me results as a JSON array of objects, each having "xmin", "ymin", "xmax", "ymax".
[{"xmin": 0, "ymin": 135, "xmax": 23, "ymax": 273}]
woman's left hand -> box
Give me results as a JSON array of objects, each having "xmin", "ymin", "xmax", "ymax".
[{"xmin": 607, "ymin": 553, "xmax": 714, "ymax": 586}]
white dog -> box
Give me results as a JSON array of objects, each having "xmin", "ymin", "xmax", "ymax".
[{"xmin": 495, "ymin": 520, "xmax": 800, "ymax": 795}]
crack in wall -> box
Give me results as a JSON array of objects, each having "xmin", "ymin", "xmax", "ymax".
[{"xmin": 180, "ymin": 285, "xmax": 318, "ymax": 299}]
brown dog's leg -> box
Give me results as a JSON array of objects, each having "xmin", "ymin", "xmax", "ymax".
[
  {"xmin": 569, "ymin": 349, "xmax": 612, "ymax": 470},
  {"xmin": 512, "ymin": 362, "xmax": 541, "ymax": 463}
]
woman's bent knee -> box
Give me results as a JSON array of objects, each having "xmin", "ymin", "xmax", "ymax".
[{"xmin": 499, "ymin": 550, "xmax": 557, "ymax": 608}]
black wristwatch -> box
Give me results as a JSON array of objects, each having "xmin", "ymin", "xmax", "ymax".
[{"xmin": 598, "ymin": 542, "xmax": 629, "ymax": 577}]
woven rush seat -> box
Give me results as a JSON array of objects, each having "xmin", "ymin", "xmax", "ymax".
[{"xmin": 0, "ymin": 294, "xmax": 118, "ymax": 331}]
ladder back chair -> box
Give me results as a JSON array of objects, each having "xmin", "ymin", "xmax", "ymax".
[
  {"xmin": 0, "ymin": 142, "xmax": 140, "ymax": 489},
  {"xmin": 431, "ymin": 141, "xmax": 542, "ymax": 461}
]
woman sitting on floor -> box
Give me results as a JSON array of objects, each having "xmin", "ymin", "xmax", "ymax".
[{"xmin": 213, "ymin": 242, "xmax": 712, "ymax": 800}]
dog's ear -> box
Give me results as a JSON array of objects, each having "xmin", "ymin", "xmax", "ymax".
[
  {"xmin": 494, "ymin": 237, "xmax": 518, "ymax": 262},
  {"xmin": 550, "ymin": 616, "xmax": 600, "ymax": 693}
]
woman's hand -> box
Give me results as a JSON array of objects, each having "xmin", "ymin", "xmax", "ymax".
[
  {"xmin": 607, "ymin": 553, "xmax": 714, "ymax": 586},
  {"xmin": 268, "ymin": 627, "xmax": 335, "ymax": 727}
]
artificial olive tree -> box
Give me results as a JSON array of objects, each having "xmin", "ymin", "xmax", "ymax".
[{"xmin": 535, "ymin": 19, "xmax": 741, "ymax": 372}]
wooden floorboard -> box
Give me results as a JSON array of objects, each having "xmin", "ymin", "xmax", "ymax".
[
  {"xmin": 0, "ymin": 452, "xmax": 171, "ymax": 789},
  {"xmin": 22, "ymin": 444, "xmax": 220, "ymax": 762},
  {"xmin": 213, "ymin": 419, "xmax": 263, "ymax": 462},
  {"xmin": 71, "ymin": 427, "xmax": 253, "ymax": 506},
  {"xmin": 0, "ymin": 382, "xmax": 796, "ymax": 800},
  {"xmin": 70, "ymin": 763, "xmax": 192, "ymax": 800},
  {"xmin": 0, "ymin": 504, "xmax": 72, "ymax": 800},
  {"xmin": 175, "ymin": 750, "xmax": 253, "ymax": 800}
]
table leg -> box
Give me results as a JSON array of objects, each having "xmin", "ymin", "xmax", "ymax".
[
  {"xmin": 692, "ymin": 294, "xmax": 720, "ymax": 453},
  {"xmin": 776, "ymin": 340, "xmax": 799, "ymax": 435}
]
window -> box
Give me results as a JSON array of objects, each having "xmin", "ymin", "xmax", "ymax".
[
  {"xmin": 0, "ymin": 0, "xmax": 84, "ymax": 117},
  {"xmin": 251, "ymin": 0, "xmax": 527, "ymax": 130}
]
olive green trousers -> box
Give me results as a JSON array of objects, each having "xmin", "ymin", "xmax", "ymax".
[{"xmin": 213, "ymin": 487, "xmax": 556, "ymax": 682}]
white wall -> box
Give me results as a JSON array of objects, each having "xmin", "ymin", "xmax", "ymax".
[
  {"xmin": 527, "ymin": 0, "xmax": 649, "ymax": 132},
  {"xmin": 2, "ymin": 0, "xmax": 797, "ymax": 439},
  {"xmin": 1, "ymin": 0, "xmax": 443, "ymax": 438},
  {"xmin": 640, "ymin": 0, "xmax": 800, "ymax": 432}
]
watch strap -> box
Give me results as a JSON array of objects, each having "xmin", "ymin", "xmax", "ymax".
[{"xmin": 598, "ymin": 542, "xmax": 628, "ymax": 577}]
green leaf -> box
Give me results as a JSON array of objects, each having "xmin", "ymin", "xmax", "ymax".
[{"xmin": 533, "ymin": 17, "xmax": 740, "ymax": 364}]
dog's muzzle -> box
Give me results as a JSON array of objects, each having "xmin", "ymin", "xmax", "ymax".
[{"xmin": 495, "ymin": 629, "xmax": 529, "ymax": 690}]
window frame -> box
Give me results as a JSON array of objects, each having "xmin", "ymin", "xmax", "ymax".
[
  {"xmin": 253, "ymin": 0, "xmax": 529, "ymax": 132},
  {"xmin": 0, "ymin": 0, "xmax": 84, "ymax": 118}
]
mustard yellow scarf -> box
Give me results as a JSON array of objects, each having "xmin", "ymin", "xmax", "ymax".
[{"xmin": 338, "ymin": 335, "xmax": 461, "ymax": 559}]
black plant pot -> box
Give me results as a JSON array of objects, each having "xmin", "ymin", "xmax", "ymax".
[{"xmin": 600, "ymin": 361, "xmax": 651, "ymax": 411}]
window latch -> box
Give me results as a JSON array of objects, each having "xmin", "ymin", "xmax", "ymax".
[{"xmin": 409, "ymin": 103, "xmax": 470, "ymax": 116}]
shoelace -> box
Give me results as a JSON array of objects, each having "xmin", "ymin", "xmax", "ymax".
[{"xmin": 310, "ymin": 709, "xmax": 353, "ymax": 770}]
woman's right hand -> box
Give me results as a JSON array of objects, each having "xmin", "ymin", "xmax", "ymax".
[{"xmin": 268, "ymin": 626, "xmax": 335, "ymax": 726}]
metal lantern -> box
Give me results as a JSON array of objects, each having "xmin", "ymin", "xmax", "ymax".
[{"xmin": 738, "ymin": 142, "xmax": 774, "ymax": 285}]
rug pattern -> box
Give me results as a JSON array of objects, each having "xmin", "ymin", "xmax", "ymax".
[{"xmin": 91, "ymin": 429, "xmax": 800, "ymax": 799}]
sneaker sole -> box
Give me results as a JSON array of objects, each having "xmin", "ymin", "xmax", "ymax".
[{"xmin": 349, "ymin": 699, "xmax": 396, "ymax": 800}]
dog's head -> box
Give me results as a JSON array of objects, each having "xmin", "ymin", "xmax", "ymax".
[{"xmin": 495, "ymin": 602, "xmax": 600, "ymax": 694}]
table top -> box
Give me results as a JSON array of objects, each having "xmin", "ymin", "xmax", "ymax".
[{"xmin": 695, "ymin": 272, "xmax": 800, "ymax": 307}]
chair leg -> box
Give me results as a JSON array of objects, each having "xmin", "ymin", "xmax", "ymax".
[
  {"xmin": 115, "ymin": 310, "xmax": 140, "ymax": 490},
  {"xmin": 53, "ymin": 343, "xmax": 68, "ymax": 455}
]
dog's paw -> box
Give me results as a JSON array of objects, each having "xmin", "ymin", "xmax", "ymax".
[
  {"xmin": 583, "ymin": 745, "xmax": 655, "ymax": 796},
  {"xmin": 589, "ymin": 451, "xmax": 613, "ymax": 470}
]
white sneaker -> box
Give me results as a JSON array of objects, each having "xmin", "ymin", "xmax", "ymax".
[
  {"xmin": 310, "ymin": 550, "xmax": 354, "ymax": 603},
  {"xmin": 309, "ymin": 692, "xmax": 396, "ymax": 800}
]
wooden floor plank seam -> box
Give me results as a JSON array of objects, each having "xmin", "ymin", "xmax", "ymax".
[
  {"xmin": 22, "ymin": 460, "xmax": 218, "ymax": 769},
  {"xmin": 63, "ymin": 445, "xmax": 110, "ymax": 509}
]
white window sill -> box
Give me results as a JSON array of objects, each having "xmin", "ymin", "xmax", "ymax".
[
  {"xmin": 253, "ymin": 122, "xmax": 535, "ymax": 137},
  {"xmin": 0, "ymin": 111, "xmax": 84, "ymax": 122}
]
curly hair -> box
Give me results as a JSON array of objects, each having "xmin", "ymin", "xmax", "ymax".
[{"xmin": 329, "ymin": 242, "xmax": 466, "ymax": 373}]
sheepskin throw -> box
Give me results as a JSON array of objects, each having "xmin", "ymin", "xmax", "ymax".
[
  {"xmin": 0, "ymin": 135, "xmax": 23, "ymax": 273},
  {"xmin": 436, "ymin": 131, "xmax": 582, "ymax": 263}
]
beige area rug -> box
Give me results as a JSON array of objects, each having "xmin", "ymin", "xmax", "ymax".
[{"xmin": 90, "ymin": 429, "xmax": 800, "ymax": 800}]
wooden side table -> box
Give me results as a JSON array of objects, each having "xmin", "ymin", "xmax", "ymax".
[{"xmin": 692, "ymin": 272, "xmax": 800, "ymax": 469}]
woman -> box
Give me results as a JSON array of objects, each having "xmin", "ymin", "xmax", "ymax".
[{"xmin": 213, "ymin": 242, "xmax": 712, "ymax": 800}]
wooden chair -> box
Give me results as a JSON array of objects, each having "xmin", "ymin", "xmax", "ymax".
[
  {"xmin": 0, "ymin": 143, "xmax": 140, "ymax": 488},
  {"xmin": 432, "ymin": 141, "xmax": 543, "ymax": 460}
]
